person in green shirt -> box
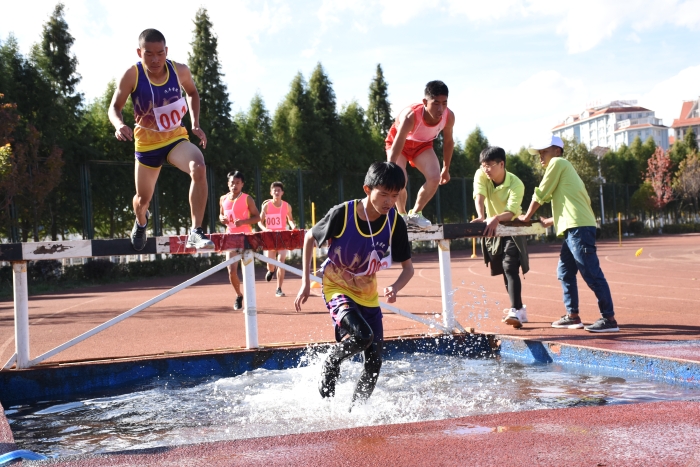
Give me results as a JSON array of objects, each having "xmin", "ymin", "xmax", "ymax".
[
  {"xmin": 519, "ymin": 136, "xmax": 618, "ymax": 333},
  {"xmin": 472, "ymin": 146, "xmax": 529, "ymax": 328}
]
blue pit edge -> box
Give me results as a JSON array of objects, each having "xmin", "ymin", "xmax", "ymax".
[{"xmin": 1, "ymin": 333, "xmax": 699, "ymax": 408}]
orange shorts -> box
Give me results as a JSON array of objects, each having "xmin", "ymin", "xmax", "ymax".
[{"xmin": 385, "ymin": 126, "xmax": 434, "ymax": 167}]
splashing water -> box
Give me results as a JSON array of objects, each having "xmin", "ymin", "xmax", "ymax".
[{"xmin": 6, "ymin": 352, "xmax": 700, "ymax": 458}]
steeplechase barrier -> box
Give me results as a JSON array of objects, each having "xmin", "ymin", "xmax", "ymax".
[{"xmin": 1, "ymin": 221, "xmax": 545, "ymax": 370}]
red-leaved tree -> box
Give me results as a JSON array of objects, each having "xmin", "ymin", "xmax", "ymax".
[{"xmin": 646, "ymin": 146, "xmax": 673, "ymax": 209}]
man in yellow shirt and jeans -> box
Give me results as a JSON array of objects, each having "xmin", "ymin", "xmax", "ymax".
[
  {"xmin": 472, "ymin": 146, "xmax": 529, "ymax": 329},
  {"xmin": 519, "ymin": 136, "xmax": 619, "ymax": 333}
]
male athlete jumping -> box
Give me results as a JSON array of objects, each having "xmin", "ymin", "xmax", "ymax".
[
  {"xmin": 385, "ymin": 80, "xmax": 455, "ymax": 228},
  {"xmin": 109, "ymin": 28, "xmax": 214, "ymax": 251}
]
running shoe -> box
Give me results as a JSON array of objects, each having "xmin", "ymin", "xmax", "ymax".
[
  {"xmin": 584, "ymin": 317, "xmax": 619, "ymax": 333},
  {"xmin": 275, "ymin": 287, "xmax": 285, "ymax": 297},
  {"xmin": 503, "ymin": 308, "xmax": 522, "ymax": 328},
  {"xmin": 234, "ymin": 295, "xmax": 243, "ymax": 310},
  {"xmin": 130, "ymin": 210, "xmax": 150, "ymax": 251},
  {"xmin": 551, "ymin": 314, "xmax": 584, "ymax": 329},
  {"xmin": 266, "ymin": 268, "xmax": 276, "ymax": 282},
  {"xmin": 405, "ymin": 210, "xmax": 432, "ymax": 229},
  {"xmin": 186, "ymin": 227, "xmax": 215, "ymax": 250}
]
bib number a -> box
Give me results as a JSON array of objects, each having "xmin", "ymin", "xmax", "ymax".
[{"xmin": 153, "ymin": 97, "xmax": 188, "ymax": 132}]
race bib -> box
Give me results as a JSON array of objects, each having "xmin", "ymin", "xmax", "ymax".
[
  {"xmin": 153, "ymin": 96, "xmax": 188, "ymax": 132},
  {"xmin": 265, "ymin": 211, "xmax": 284, "ymax": 229},
  {"xmin": 356, "ymin": 249, "xmax": 392, "ymax": 277}
]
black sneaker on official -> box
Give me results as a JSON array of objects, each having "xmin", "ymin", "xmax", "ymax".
[
  {"xmin": 130, "ymin": 210, "xmax": 150, "ymax": 251},
  {"xmin": 186, "ymin": 227, "xmax": 215, "ymax": 250},
  {"xmin": 275, "ymin": 288, "xmax": 285, "ymax": 297},
  {"xmin": 551, "ymin": 314, "xmax": 584, "ymax": 329},
  {"xmin": 234, "ymin": 295, "xmax": 243, "ymax": 310},
  {"xmin": 266, "ymin": 268, "xmax": 276, "ymax": 282},
  {"xmin": 584, "ymin": 317, "xmax": 619, "ymax": 333}
]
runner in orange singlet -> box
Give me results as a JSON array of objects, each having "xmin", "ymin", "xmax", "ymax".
[
  {"xmin": 385, "ymin": 80, "xmax": 455, "ymax": 229},
  {"xmin": 219, "ymin": 171, "xmax": 260, "ymax": 311},
  {"xmin": 258, "ymin": 181, "xmax": 296, "ymax": 297}
]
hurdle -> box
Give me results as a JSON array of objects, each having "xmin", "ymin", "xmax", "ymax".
[{"xmin": 1, "ymin": 221, "xmax": 544, "ymax": 370}]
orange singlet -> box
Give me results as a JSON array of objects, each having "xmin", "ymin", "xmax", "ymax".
[
  {"xmin": 221, "ymin": 192, "xmax": 252, "ymax": 233},
  {"xmin": 385, "ymin": 103, "xmax": 449, "ymax": 166}
]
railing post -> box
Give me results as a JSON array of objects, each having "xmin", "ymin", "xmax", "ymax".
[
  {"xmin": 13, "ymin": 262, "xmax": 30, "ymax": 369},
  {"xmin": 462, "ymin": 177, "xmax": 468, "ymax": 223},
  {"xmin": 241, "ymin": 250, "xmax": 259, "ymax": 349},
  {"xmin": 297, "ymin": 169, "xmax": 305, "ymax": 228},
  {"xmin": 437, "ymin": 240, "xmax": 455, "ymax": 331}
]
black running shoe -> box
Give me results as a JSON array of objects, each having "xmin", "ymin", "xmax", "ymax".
[
  {"xmin": 130, "ymin": 211, "xmax": 150, "ymax": 251},
  {"xmin": 265, "ymin": 268, "xmax": 276, "ymax": 282},
  {"xmin": 551, "ymin": 314, "xmax": 584, "ymax": 329},
  {"xmin": 234, "ymin": 295, "xmax": 243, "ymax": 311},
  {"xmin": 585, "ymin": 317, "xmax": 619, "ymax": 333},
  {"xmin": 186, "ymin": 227, "xmax": 215, "ymax": 250}
]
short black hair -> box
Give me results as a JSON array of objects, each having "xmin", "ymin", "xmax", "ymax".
[
  {"xmin": 270, "ymin": 181, "xmax": 284, "ymax": 190},
  {"xmin": 139, "ymin": 29, "xmax": 166, "ymax": 47},
  {"xmin": 227, "ymin": 171, "xmax": 245, "ymax": 183},
  {"xmin": 364, "ymin": 161, "xmax": 405, "ymax": 193},
  {"xmin": 479, "ymin": 146, "xmax": 506, "ymax": 164},
  {"xmin": 425, "ymin": 80, "xmax": 449, "ymax": 99}
]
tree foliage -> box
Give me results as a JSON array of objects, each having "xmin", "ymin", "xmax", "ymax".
[
  {"xmin": 367, "ymin": 64, "xmax": 393, "ymax": 139},
  {"xmin": 646, "ymin": 147, "xmax": 674, "ymax": 210}
]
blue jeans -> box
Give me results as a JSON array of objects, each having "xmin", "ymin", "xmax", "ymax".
[{"xmin": 557, "ymin": 227, "xmax": 615, "ymax": 319}]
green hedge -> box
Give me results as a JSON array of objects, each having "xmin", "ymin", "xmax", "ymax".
[{"xmin": 661, "ymin": 223, "xmax": 700, "ymax": 234}]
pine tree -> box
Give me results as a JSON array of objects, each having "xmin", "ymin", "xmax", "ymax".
[
  {"xmin": 237, "ymin": 93, "xmax": 276, "ymax": 170},
  {"xmin": 463, "ymin": 126, "xmax": 489, "ymax": 176},
  {"xmin": 684, "ymin": 127, "xmax": 698, "ymax": 154},
  {"xmin": 188, "ymin": 7, "xmax": 236, "ymax": 167},
  {"xmin": 308, "ymin": 63, "xmax": 340, "ymax": 173},
  {"xmin": 273, "ymin": 72, "xmax": 311, "ymax": 168},
  {"xmin": 32, "ymin": 3, "xmax": 80, "ymax": 97},
  {"xmin": 367, "ymin": 64, "xmax": 393, "ymax": 138}
]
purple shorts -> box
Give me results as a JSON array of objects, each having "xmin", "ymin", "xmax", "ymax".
[
  {"xmin": 135, "ymin": 138, "xmax": 188, "ymax": 168},
  {"xmin": 325, "ymin": 294, "xmax": 383, "ymax": 343}
]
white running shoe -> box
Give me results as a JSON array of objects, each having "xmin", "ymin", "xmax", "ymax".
[
  {"xmin": 503, "ymin": 308, "xmax": 522, "ymax": 328},
  {"xmin": 517, "ymin": 304, "xmax": 528, "ymax": 323},
  {"xmin": 405, "ymin": 211, "xmax": 432, "ymax": 229}
]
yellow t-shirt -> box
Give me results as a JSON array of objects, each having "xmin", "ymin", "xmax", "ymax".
[{"xmin": 473, "ymin": 169, "xmax": 524, "ymax": 219}]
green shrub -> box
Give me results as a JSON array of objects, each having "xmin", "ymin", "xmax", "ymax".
[{"xmin": 662, "ymin": 223, "xmax": 700, "ymax": 234}]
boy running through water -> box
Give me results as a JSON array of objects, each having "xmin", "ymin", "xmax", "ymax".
[
  {"xmin": 258, "ymin": 181, "xmax": 296, "ymax": 297},
  {"xmin": 385, "ymin": 80, "xmax": 455, "ymax": 229},
  {"xmin": 472, "ymin": 147, "xmax": 529, "ymax": 328},
  {"xmin": 219, "ymin": 171, "xmax": 260, "ymax": 311},
  {"xmin": 108, "ymin": 28, "xmax": 214, "ymax": 251},
  {"xmin": 295, "ymin": 162, "xmax": 414, "ymax": 407},
  {"xmin": 519, "ymin": 135, "xmax": 619, "ymax": 333}
]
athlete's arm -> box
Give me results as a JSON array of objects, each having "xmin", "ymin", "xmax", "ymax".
[
  {"xmin": 286, "ymin": 204, "xmax": 296, "ymax": 230},
  {"xmin": 439, "ymin": 110, "xmax": 456, "ymax": 185},
  {"xmin": 294, "ymin": 230, "xmax": 316, "ymax": 311},
  {"xmin": 384, "ymin": 259, "xmax": 414, "ymax": 303},
  {"xmin": 257, "ymin": 202, "xmax": 268, "ymax": 231},
  {"xmin": 518, "ymin": 200, "xmax": 542, "ymax": 222},
  {"xmin": 386, "ymin": 111, "xmax": 415, "ymax": 163},
  {"xmin": 219, "ymin": 195, "xmax": 228, "ymax": 224},
  {"xmin": 236, "ymin": 196, "xmax": 261, "ymax": 228},
  {"xmin": 108, "ymin": 66, "xmax": 137, "ymax": 142},
  {"xmin": 175, "ymin": 63, "xmax": 207, "ymax": 149}
]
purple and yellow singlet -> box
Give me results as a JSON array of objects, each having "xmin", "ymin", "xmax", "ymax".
[
  {"xmin": 131, "ymin": 60, "xmax": 189, "ymax": 152},
  {"xmin": 321, "ymin": 200, "xmax": 396, "ymax": 308}
]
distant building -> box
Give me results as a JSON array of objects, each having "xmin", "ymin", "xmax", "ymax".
[
  {"xmin": 552, "ymin": 100, "xmax": 669, "ymax": 151},
  {"xmin": 671, "ymin": 98, "xmax": 700, "ymax": 147}
]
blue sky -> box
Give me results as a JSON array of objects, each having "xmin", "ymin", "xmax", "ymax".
[{"xmin": 2, "ymin": 0, "xmax": 700, "ymax": 152}]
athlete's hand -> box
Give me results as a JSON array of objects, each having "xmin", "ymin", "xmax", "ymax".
[
  {"xmin": 439, "ymin": 167, "xmax": 450, "ymax": 185},
  {"xmin": 517, "ymin": 214, "xmax": 530, "ymax": 223},
  {"xmin": 384, "ymin": 286, "xmax": 397, "ymax": 303},
  {"xmin": 114, "ymin": 124, "xmax": 133, "ymax": 142},
  {"xmin": 192, "ymin": 127, "xmax": 207, "ymax": 149},
  {"xmin": 219, "ymin": 214, "xmax": 228, "ymax": 224},
  {"xmin": 294, "ymin": 282, "xmax": 311, "ymax": 312},
  {"xmin": 471, "ymin": 217, "xmax": 485, "ymax": 223},
  {"xmin": 539, "ymin": 217, "xmax": 554, "ymax": 228},
  {"xmin": 483, "ymin": 216, "xmax": 499, "ymax": 237}
]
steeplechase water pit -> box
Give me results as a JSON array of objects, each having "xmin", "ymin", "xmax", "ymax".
[
  {"xmin": 4, "ymin": 334, "xmax": 700, "ymax": 459},
  {"xmin": 2, "ymin": 226, "xmax": 700, "ymax": 461}
]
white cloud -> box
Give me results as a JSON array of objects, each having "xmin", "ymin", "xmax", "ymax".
[
  {"xmin": 638, "ymin": 65, "xmax": 700, "ymax": 127},
  {"xmin": 379, "ymin": 0, "xmax": 439, "ymax": 26}
]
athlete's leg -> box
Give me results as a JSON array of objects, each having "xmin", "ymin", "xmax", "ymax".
[
  {"xmin": 226, "ymin": 251, "xmax": 242, "ymax": 296},
  {"xmin": 134, "ymin": 162, "xmax": 161, "ymax": 225},
  {"xmin": 167, "ymin": 141, "xmax": 207, "ymax": 229},
  {"xmin": 387, "ymin": 150, "xmax": 409, "ymax": 214},
  {"xmin": 410, "ymin": 148, "xmax": 441, "ymax": 213},
  {"xmin": 266, "ymin": 249, "xmax": 277, "ymax": 274},
  {"xmin": 276, "ymin": 250, "xmax": 288, "ymax": 289}
]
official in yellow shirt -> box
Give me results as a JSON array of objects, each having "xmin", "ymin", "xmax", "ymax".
[{"xmin": 520, "ymin": 135, "xmax": 618, "ymax": 333}]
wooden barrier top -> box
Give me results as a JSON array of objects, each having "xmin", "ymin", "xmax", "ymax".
[{"xmin": 0, "ymin": 221, "xmax": 545, "ymax": 261}]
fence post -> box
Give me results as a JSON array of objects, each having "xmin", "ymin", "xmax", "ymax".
[
  {"xmin": 13, "ymin": 262, "xmax": 30, "ymax": 369},
  {"xmin": 241, "ymin": 250, "xmax": 259, "ymax": 349},
  {"xmin": 152, "ymin": 180, "xmax": 162, "ymax": 236},
  {"xmin": 79, "ymin": 163, "xmax": 93, "ymax": 240},
  {"xmin": 338, "ymin": 173, "xmax": 344, "ymax": 204},
  {"xmin": 9, "ymin": 200, "xmax": 19, "ymax": 243},
  {"xmin": 298, "ymin": 168, "xmax": 305, "ymax": 228},
  {"xmin": 207, "ymin": 167, "xmax": 217, "ymax": 234},
  {"xmin": 435, "ymin": 185, "xmax": 442, "ymax": 224},
  {"xmin": 255, "ymin": 165, "xmax": 262, "ymax": 210},
  {"xmin": 438, "ymin": 240, "xmax": 455, "ymax": 331},
  {"xmin": 406, "ymin": 177, "xmax": 412, "ymax": 211},
  {"xmin": 461, "ymin": 177, "xmax": 468, "ymax": 223}
]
